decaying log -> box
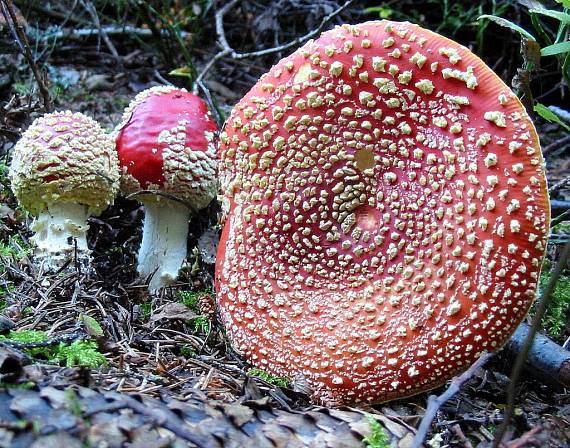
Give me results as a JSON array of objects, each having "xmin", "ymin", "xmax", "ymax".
[
  {"xmin": 504, "ymin": 321, "xmax": 570, "ymax": 388},
  {"xmin": 0, "ymin": 382, "xmax": 415, "ymax": 448}
]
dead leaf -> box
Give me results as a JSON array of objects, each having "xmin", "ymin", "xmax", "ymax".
[{"xmin": 149, "ymin": 303, "xmax": 196, "ymax": 323}]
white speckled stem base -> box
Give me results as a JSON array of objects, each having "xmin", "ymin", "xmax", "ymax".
[
  {"xmin": 137, "ymin": 199, "xmax": 190, "ymax": 293},
  {"xmin": 30, "ymin": 202, "xmax": 90, "ymax": 272}
]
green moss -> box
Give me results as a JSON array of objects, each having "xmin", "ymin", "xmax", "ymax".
[
  {"xmin": 0, "ymin": 330, "xmax": 49, "ymax": 357},
  {"xmin": 248, "ymin": 368, "xmax": 290, "ymax": 388},
  {"xmin": 0, "ymin": 330, "xmax": 48, "ymax": 344},
  {"xmin": 0, "ymin": 381, "xmax": 35, "ymax": 390},
  {"xmin": 538, "ymin": 273, "xmax": 570, "ymax": 340},
  {"xmin": 176, "ymin": 289, "xmax": 211, "ymax": 313},
  {"xmin": 363, "ymin": 415, "xmax": 390, "ymax": 448},
  {"xmin": 0, "ymin": 331, "xmax": 107, "ymax": 368},
  {"xmin": 180, "ymin": 344, "xmax": 196, "ymax": 358},
  {"xmin": 56, "ymin": 341, "xmax": 107, "ymax": 369},
  {"xmin": 0, "ymin": 236, "xmax": 31, "ymax": 262}
]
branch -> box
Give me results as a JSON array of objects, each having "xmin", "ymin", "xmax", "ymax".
[
  {"xmin": 504, "ymin": 321, "xmax": 570, "ymax": 388},
  {"xmin": 410, "ymin": 351, "xmax": 493, "ymax": 448},
  {"xmin": 411, "ymin": 352, "xmax": 493, "ymax": 448},
  {"xmin": 492, "ymin": 239, "xmax": 570, "ymax": 447},
  {"xmin": 193, "ymin": 0, "xmax": 355, "ymax": 92},
  {"xmin": 0, "ymin": 0, "xmax": 52, "ymax": 112},
  {"xmin": 79, "ymin": 0, "xmax": 122, "ymax": 67}
]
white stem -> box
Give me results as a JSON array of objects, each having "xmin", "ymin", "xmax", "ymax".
[
  {"xmin": 137, "ymin": 199, "xmax": 190, "ymax": 293},
  {"xmin": 30, "ymin": 202, "xmax": 90, "ymax": 272}
]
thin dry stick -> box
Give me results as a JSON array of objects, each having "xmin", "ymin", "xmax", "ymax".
[
  {"xmin": 492, "ymin": 239, "xmax": 570, "ymax": 448},
  {"xmin": 193, "ymin": 0, "xmax": 355, "ymax": 93},
  {"xmin": 549, "ymin": 175, "xmax": 570, "ymax": 194},
  {"xmin": 411, "ymin": 351, "xmax": 493, "ymax": 448},
  {"xmin": 79, "ymin": 0, "xmax": 122, "ymax": 66},
  {"xmin": 0, "ymin": 0, "xmax": 52, "ymax": 112},
  {"xmin": 542, "ymin": 134, "xmax": 570, "ymax": 156}
]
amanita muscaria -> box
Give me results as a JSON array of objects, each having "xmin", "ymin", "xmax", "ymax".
[
  {"xmin": 216, "ymin": 21, "xmax": 550, "ymax": 404},
  {"xmin": 115, "ymin": 86, "xmax": 217, "ymax": 293},
  {"xmin": 9, "ymin": 111, "xmax": 119, "ymax": 271}
]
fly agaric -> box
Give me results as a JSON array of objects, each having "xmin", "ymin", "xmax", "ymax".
[
  {"xmin": 9, "ymin": 111, "xmax": 119, "ymax": 271},
  {"xmin": 115, "ymin": 86, "xmax": 217, "ymax": 293},
  {"xmin": 216, "ymin": 21, "xmax": 550, "ymax": 405}
]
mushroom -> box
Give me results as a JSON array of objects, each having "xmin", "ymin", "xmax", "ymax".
[
  {"xmin": 115, "ymin": 86, "xmax": 217, "ymax": 293},
  {"xmin": 216, "ymin": 20, "xmax": 550, "ymax": 404},
  {"xmin": 9, "ymin": 111, "xmax": 120, "ymax": 272}
]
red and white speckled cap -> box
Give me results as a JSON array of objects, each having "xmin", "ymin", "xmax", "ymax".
[
  {"xmin": 9, "ymin": 110, "xmax": 119, "ymax": 215},
  {"xmin": 115, "ymin": 86, "xmax": 218, "ymax": 209},
  {"xmin": 216, "ymin": 21, "xmax": 550, "ymax": 405}
]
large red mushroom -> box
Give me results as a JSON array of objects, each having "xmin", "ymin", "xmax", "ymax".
[
  {"xmin": 115, "ymin": 86, "xmax": 217, "ymax": 292},
  {"xmin": 216, "ymin": 21, "xmax": 550, "ymax": 404}
]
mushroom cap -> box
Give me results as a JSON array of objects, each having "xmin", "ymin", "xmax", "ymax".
[
  {"xmin": 9, "ymin": 111, "xmax": 119, "ymax": 216},
  {"xmin": 216, "ymin": 20, "xmax": 550, "ymax": 404},
  {"xmin": 115, "ymin": 86, "xmax": 218, "ymax": 209}
]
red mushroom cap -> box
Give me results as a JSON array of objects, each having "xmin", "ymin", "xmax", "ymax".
[
  {"xmin": 216, "ymin": 21, "xmax": 550, "ymax": 404},
  {"xmin": 115, "ymin": 86, "xmax": 218, "ymax": 209}
]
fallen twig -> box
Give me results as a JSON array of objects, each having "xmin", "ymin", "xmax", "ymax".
[
  {"xmin": 192, "ymin": 0, "xmax": 355, "ymax": 92},
  {"xmin": 34, "ymin": 25, "xmax": 190, "ymax": 41},
  {"xmin": 549, "ymin": 175, "xmax": 570, "ymax": 195},
  {"xmin": 0, "ymin": 0, "xmax": 52, "ymax": 112},
  {"xmin": 542, "ymin": 134, "xmax": 570, "ymax": 156},
  {"xmin": 492, "ymin": 239, "xmax": 570, "ymax": 447},
  {"xmin": 78, "ymin": 0, "xmax": 122, "ymax": 67},
  {"xmin": 411, "ymin": 351, "xmax": 493, "ymax": 448}
]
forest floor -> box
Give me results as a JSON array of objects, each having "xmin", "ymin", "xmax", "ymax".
[{"xmin": 0, "ymin": 1, "xmax": 569, "ymax": 447}]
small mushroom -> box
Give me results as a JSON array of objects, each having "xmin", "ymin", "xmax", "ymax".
[
  {"xmin": 115, "ymin": 86, "xmax": 217, "ymax": 292},
  {"xmin": 9, "ymin": 111, "xmax": 120, "ymax": 272},
  {"xmin": 216, "ymin": 21, "xmax": 550, "ymax": 404}
]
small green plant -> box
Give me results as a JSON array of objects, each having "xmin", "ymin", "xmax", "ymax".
[
  {"xmin": 479, "ymin": 2, "xmax": 570, "ymax": 117},
  {"xmin": 362, "ymin": 415, "xmax": 390, "ymax": 448},
  {"xmin": 56, "ymin": 340, "xmax": 107, "ymax": 369},
  {"xmin": 538, "ymin": 273, "xmax": 570, "ymax": 340},
  {"xmin": 0, "ymin": 236, "xmax": 31, "ymax": 262},
  {"xmin": 139, "ymin": 302, "xmax": 152, "ymax": 321},
  {"xmin": 190, "ymin": 315, "xmax": 210, "ymax": 334},
  {"xmin": 248, "ymin": 368, "xmax": 290, "ymax": 388},
  {"xmin": 64, "ymin": 389, "xmax": 83, "ymax": 416},
  {"xmin": 180, "ymin": 344, "xmax": 196, "ymax": 358}
]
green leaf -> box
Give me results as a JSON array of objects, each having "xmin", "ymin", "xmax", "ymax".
[
  {"xmin": 478, "ymin": 15, "xmax": 536, "ymax": 41},
  {"xmin": 534, "ymin": 103, "xmax": 570, "ymax": 132},
  {"xmin": 554, "ymin": 0, "xmax": 570, "ymax": 8},
  {"xmin": 541, "ymin": 41, "xmax": 570, "ymax": 57},
  {"xmin": 169, "ymin": 66, "xmax": 194, "ymax": 80},
  {"xmin": 79, "ymin": 314, "xmax": 104, "ymax": 337},
  {"xmin": 529, "ymin": 8, "xmax": 570, "ymax": 24}
]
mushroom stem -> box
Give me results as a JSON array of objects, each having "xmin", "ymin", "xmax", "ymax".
[
  {"xmin": 30, "ymin": 202, "xmax": 90, "ymax": 271},
  {"xmin": 137, "ymin": 199, "xmax": 190, "ymax": 293}
]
